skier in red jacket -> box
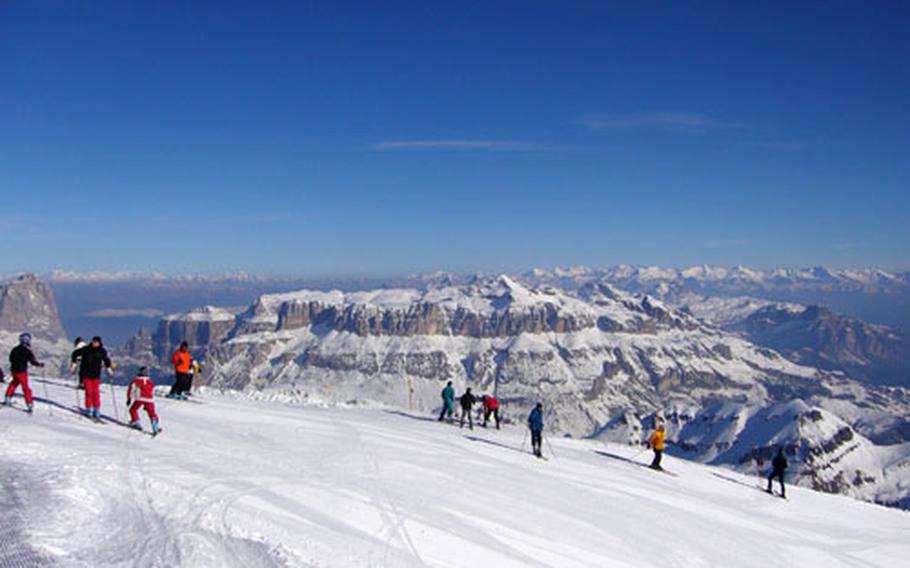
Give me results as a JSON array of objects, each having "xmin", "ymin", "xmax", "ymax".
[
  {"xmin": 127, "ymin": 367, "xmax": 160, "ymax": 434},
  {"xmin": 482, "ymin": 395, "xmax": 501, "ymax": 429}
]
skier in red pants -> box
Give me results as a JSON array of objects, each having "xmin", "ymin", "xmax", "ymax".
[
  {"xmin": 127, "ymin": 367, "xmax": 160, "ymax": 434},
  {"xmin": 71, "ymin": 336, "xmax": 113, "ymax": 420},
  {"xmin": 5, "ymin": 333, "xmax": 45, "ymax": 413}
]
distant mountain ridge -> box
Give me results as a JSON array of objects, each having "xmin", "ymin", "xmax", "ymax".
[
  {"xmin": 521, "ymin": 264, "xmax": 910, "ymax": 294},
  {"xmin": 39, "ymin": 264, "xmax": 910, "ymax": 293}
]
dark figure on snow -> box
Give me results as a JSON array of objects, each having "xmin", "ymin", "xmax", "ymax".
[
  {"xmin": 459, "ymin": 388, "xmax": 477, "ymax": 430},
  {"xmin": 6, "ymin": 333, "xmax": 45, "ymax": 413},
  {"xmin": 528, "ymin": 403, "xmax": 544, "ymax": 458},
  {"xmin": 71, "ymin": 336, "xmax": 113, "ymax": 419},
  {"xmin": 71, "ymin": 336, "xmax": 87, "ymax": 390},
  {"xmin": 438, "ymin": 381, "xmax": 455, "ymax": 422},
  {"xmin": 482, "ymin": 395, "xmax": 501, "ymax": 430},
  {"xmin": 648, "ymin": 424, "xmax": 666, "ymax": 470},
  {"xmin": 767, "ymin": 447, "xmax": 788, "ymax": 498},
  {"xmin": 168, "ymin": 342, "xmax": 194, "ymax": 399}
]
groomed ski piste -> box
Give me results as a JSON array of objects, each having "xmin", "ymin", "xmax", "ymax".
[{"xmin": 1, "ymin": 378, "xmax": 908, "ymax": 567}]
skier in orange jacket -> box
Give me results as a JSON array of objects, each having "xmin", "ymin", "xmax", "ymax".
[
  {"xmin": 648, "ymin": 424, "xmax": 666, "ymax": 471},
  {"xmin": 167, "ymin": 342, "xmax": 194, "ymax": 399}
]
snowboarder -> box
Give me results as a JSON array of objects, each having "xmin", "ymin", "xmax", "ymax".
[
  {"xmin": 482, "ymin": 395, "xmax": 501, "ymax": 429},
  {"xmin": 528, "ymin": 403, "xmax": 544, "ymax": 458},
  {"xmin": 647, "ymin": 424, "xmax": 666, "ymax": 470},
  {"xmin": 459, "ymin": 388, "xmax": 477, "ymax": 430},
  {"xmin": 767, "ymin": 447, "xmax": 788, "ymax": 498},
  {"xmin": 5, "ymin": 333, "xmax": 45, "ymax": 412},
  {"xmin": 71, "ymin": 337, "xmax": 87, "ymax": 390},
  {"xmin": 127, "ymin": 366, "xmax": 160, "ymax": 434},
  {"xmin": 167, "ymin": 342, "xmax": 193, "ymax": 399},
  {"xmin": 437, "ymin": 381, "xmax": 455, "ymax": 422},
  {"xmin": 71, "ymin": 336, "xmax": 113, "ymax": 419}
]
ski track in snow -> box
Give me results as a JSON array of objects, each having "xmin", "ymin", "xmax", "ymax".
[{"xmin": 0, "ymin": 378, "xmax": 908, "ymax": 567}]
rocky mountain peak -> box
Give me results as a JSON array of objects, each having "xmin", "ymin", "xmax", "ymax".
[{"xmin": 0, "ymin": 273, "xmax": 66, "ymax": 340}]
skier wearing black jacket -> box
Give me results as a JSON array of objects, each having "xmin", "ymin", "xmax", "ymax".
[
  {"xmin": 5, "ymin": 333, "xmax": 44, "ymax": 412},
  {"xmin": 459, "ymin": 388, "xmax": 477, "ymax": 430},
  {"xmin": 71, "ymin": 336, "xmax": 113, "ymax": 419},
  {"xmin": 767, "ymin": 447, "xmax": 788, "ymax": 498}
]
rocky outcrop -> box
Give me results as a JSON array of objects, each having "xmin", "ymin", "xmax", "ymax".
[
  {"xmin": 0, "ymin": 274, "xmax": 66, "ymax": 340},
  {"xmin": 153, "ymin": 306, "xmax": 236, "ymax": 361},
  {"xmin": 734, "ymin": 305, "xmax": 910, "ymax": 386}
]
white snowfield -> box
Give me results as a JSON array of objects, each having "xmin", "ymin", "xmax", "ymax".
[{"xmin": 0, "ymin": 378, "xmax": 907, "ymax": 568}]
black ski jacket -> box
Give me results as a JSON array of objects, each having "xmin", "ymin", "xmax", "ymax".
[
  {"xmin": 772, "ymin": 454, "xmax": 788, "ymax": 473},
  {"xmin": 9, "ymin": 345, "xmax": 42, "ymax": 373},
  {"xmin": 460, "ymin": 392, "xmax": 476, "ymax": 409},
  {"xmin": 71, "ymin": 345, "xmax": 112, "ymax": 378}
]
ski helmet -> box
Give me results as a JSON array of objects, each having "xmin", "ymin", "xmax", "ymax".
[
  {"xmin": 91, "ymin": 336, "xmax": 102, "ymax": 345},
  {"xmin": 18, "ymin": 332, "xmax": 31, "ymax": 346},
  {"xmin": 138, "ymin": 366, "xmax": 149, "ymax": 377}
]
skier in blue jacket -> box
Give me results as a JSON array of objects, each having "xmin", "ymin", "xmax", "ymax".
[
  {"xmin": 437, "ymin": 381, "xmax": 456, "ymax": 422},
  {"xmin": 528, "ymin": 403, "xmax": 544, "ymax": 458}
]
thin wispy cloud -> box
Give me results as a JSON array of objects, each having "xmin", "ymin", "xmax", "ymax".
[
  {"xmin": 699, "ymin": 239, "xmax": 753, "ymax": 249},
  {"xmin": 833, "ymin": 241, "xmax": 862, "ymax": 251},
  {"xmin": 577, "ymin": 112, "xmax": 734, "ymax": 131},
  {"xmin": 740, "ymin": 140, "xmax": 810, "ymax": 151},
  {"xmin": 371, "ymin": 140, "xmax": 550, "ymax": 152}
]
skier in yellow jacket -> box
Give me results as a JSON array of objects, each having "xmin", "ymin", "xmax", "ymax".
[{"xmin": 648, "ymin": 424, "xmax": 666, "ymax": 471}]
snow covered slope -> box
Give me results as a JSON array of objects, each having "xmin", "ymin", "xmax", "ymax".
[{"xmin": 1, "ymin": 378, "xmax": 908, "ymax": 567}]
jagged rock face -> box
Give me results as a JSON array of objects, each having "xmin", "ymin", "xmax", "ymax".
[
  {"xmin": 122, "ymin": 328, "xmax": 157, "ymax": 366},
  {"xmin": 733, "ymin": 305, "xmax": 910, "ymax": 386},
  {"xmin": 0, "ymin": 274, "xmax": 66, "ymax": 340},
  {"xmin": 153, "ymin": 306, "xmax": 236, "ymax": 361}
]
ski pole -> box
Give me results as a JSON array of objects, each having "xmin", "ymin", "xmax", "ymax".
[
  {"xmin": 545, "ymin": 434, "xmax": 557, "ymax": 460},
  {"xmin": 628, "ymin": 446, "xmax": 649, "ymax": 461},
  {"xmin": 42, "ymin": 381, "xmax": 53, "ymax": 416},
  {"xmin": 110, "ymin": 383, "xmax": 121, "ymax": 422},
  {"xmin": 520, "ymin": 429, "xmax": 529, "ymax": 453}
]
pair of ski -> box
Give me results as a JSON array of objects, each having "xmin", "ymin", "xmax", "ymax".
[
  {"xmin": 1, "ymin": 403, "xmax": 33, "ymax": 415},
  {"xmin": 75, "ymin": 407, "xmax": 159, "ymax": 437}
]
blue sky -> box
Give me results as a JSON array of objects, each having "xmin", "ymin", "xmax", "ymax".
[{"xmin": 1, "ymin": 1, "xmax": 908, "ymax": 276}]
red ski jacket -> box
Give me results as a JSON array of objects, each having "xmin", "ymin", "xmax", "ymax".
[
  {"xmin": 128, "ymin": 375, "xmax": 155, "ymax": 403},
  {"xmin": 484, "ymin": 397, "xmax": 499, "ymax": 410}
]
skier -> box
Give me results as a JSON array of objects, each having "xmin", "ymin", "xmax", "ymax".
[
  {"xmin": 528, "ymin": 403, "xmax": 544, "ymax": 458},
  {"xmin": 459, "ymin": 388, "xmax": 477, "ymax": 430},
  {"xmin": 437, "ymin": 381, "xmax": 455, "ymax": 422},
  {"xmin": 71, "ymin": 336, "xmax": 87, "ymax": 390},
  {"xmin": 127, "ymin": 366, "xmax": 160, "ymax": 434},
  {"xmin": 189, "ymin": 360, "xmax": 202, "ymax": 395},
  {"xmin": 71, "ymin": 336, "xmax": 113, "ymax": 419},
  {"xmin": 767, "ymin": 447, "xmax": 788, "ymax": 498},
  {"xmin": 167, "ymin": 342, "xmax": 193, "ymax": 399},
  {"xmin": 482, "ymin": 395, "xmax": 501, "ymax": 429},
  {"xmin": 647, "ymin": 423, "xmax": 666, "ymax": 471},
  {"xmin": 5, "ymin": 333, "xmax": 45, "ymax": 412}
]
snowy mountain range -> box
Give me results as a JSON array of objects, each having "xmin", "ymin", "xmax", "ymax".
[
  {"xmin": 113, "ymin": 275, "xmax": 910, "ymax": 509},
  {"xmin": 522, "ymin": 265, "xmax": 910, "ymax": 294}
]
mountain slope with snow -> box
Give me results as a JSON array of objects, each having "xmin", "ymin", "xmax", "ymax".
[{"xmin": 1, "ymin": 378, "xmax": 908, "ymax": 567}]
